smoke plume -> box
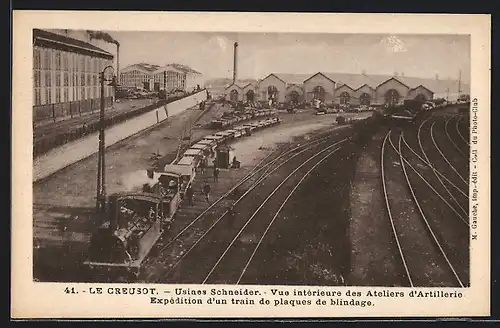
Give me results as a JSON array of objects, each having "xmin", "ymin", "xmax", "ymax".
[
  {"xmin": 86, "ymin": 30, "xmax": 120, "ymax": 46},
  {"xmin": 120, "ymin": 170, "xmax": 158, "ymax": 192}
]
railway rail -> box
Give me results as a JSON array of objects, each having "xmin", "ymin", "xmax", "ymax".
[
  {"xmin": 380, "ymin": 128, "xmax": 467, "ymax": 287},
  {"xmin": 417, "ymin": 117, "xmax": 468, "ymax": 219},
  {"xmin": 201, "ymin": 144, "xmax": 344, "ymax": 285},
  {"xmin": 152, "ymin": 133, "xmax": 349, "ymax": 283},
  {"xmin": 139, "ymin": 127, "xmax": 350, "ymax": 281},
  {"xmin": 444, "ymin": 116, "xmax": 467, "ymax": 158}
]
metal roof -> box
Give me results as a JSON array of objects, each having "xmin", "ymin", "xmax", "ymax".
[{"xmin": 33, "ymin": 29, "xmax": 113, "ymax": 59}]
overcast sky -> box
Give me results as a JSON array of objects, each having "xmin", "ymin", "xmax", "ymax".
[{"xmin": 105, "ymin": 31, "xmax": 470, "ymax": 82}]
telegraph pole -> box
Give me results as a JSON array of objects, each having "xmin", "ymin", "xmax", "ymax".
[
  {"xmin": 458, "ymin": 70, "xmax": 462, "ymax": 96},
  {"xmin": 96, "ymin": 66, "xmax": 117, "ymax": 212}
]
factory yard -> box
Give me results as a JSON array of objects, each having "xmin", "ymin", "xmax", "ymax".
[
  {"xmin": 33, "ymin": 103, "xmax": 368, "ymax": 282},
  {"xmin": 32, "ymin": 96, "xmax": 470, "ymax": 287}
]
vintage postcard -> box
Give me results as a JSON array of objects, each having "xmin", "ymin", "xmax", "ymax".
[{"xmin": 12, "ymin": 11, "xmax": 490, "ymax": 318}]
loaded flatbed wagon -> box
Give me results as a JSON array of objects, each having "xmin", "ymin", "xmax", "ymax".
[
  {"xmin": 182, "ymin": 148, "xmax": 204, "ymax": 165},
  {"xmin": 196, "ymin": 139, "xmax": 217, "ymax": 152},
  {"xmin": 203, "ymin": 135, "xmax": 225, "ymax": 145},
  {"xmin": 243, "ymin": 124, "xmax": 257, "ymax": 132},
  {"xmin": 233, "ymin": 126, "xmax": 249, "ymax": 137},
  {"xmin": 177, "ymin": 155, "xmax": 197, "ymax": 167},
  {"xmin": 215, "ymin": 130, "xmax": 236, "ymax": 142},
  {"xmin": 189, "ymin": 143, "xmax": 212, "ymax": 156},
  {"xmin": 197, "ymin": 139, "xmax": 217, "ymax": 147},
  {"xmin": 226, "ymin": 129, "xmax": 242, "ymax": 138}
]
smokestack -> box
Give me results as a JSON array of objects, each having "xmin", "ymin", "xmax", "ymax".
[
  {"xmin": 116, "ymin": 43, "xmax": 120, "ymax": 80},
  {"xmin": 233, "ymin": 42, "xmax": 238, "ymax": 84}
]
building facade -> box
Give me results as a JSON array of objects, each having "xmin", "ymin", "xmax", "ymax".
[
  {"xmin": 119, "ymin": 64, "xmax": 158, "ymax": 89},
  {"xmin": 33, "ymin": 29, "xmax": 114, "ymax": 122},
  {"xmin": 234, "ymin": 72, "xmax": 445, "ymax": 106},
  {"xmin": 119, "ymin": 63, "xmax": 202, "ymax": 92}
]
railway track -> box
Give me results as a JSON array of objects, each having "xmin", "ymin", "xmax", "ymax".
[
  {"xmin": 154, "ymin": 134, "xmax": 348, "ymax": 284},
  {"xmin": 381, "ymin": 129, "xmax": 466, "ymax": 287},
  {"xmin": 430, "ymin": 120, "xmax": 469, "ymax": 186},
  {"xmin": 201, "ymin": 144, "xmax": 344, "ymax": 285},
  {"xmin": 139, "ymin": 127, "xmax": 349, "ymax": 281},
  {"xmin": 445, "ymin": 116, "xmax": 467, "ymax": 158},
  {"xmin": 417, "ymin": 117, "xmax": 468, "ymax": 220},
  {"xmin": 455, "ymin": 115, "xmax": 470, "ymax": 146}
]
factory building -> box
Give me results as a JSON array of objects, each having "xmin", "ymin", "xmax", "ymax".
[
  {"xmin": 225, "ymin": 82, "xmax": 258, "ymax": 102},
  {"xmin": 119, "ymin": 63, "xmax": 160, "ymax": 89},
  {"xmin": 217, "ymin": 41, "xmax": 467, "ymax": 106},
  {"xmin": 303, "ymin": 72, "xmax": 336, "ymax": 103},
  {"xmin": 119, "ymin": 63, "xmax": 202, "ymax": 92},
  {"xmin": 32, "ymin": 29, "xmax": 115, "ymax": 122},
  {"xmin": 246, "ymin": 73, "xmax": 465, "ymax": 106}
]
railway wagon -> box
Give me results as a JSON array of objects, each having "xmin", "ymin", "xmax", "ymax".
[
  {"xmin": 189, "ymin": 142, "xmax": 212, "ymax": 157},
  {"xmin": 157, "ymin": 164, "xmax": 196, "ymax": 199},
  {"xmin": 177, "ymin": 155, "xmax": 197, "ymax": 167},
  {"xmin": 196, "ymin": 139, "xmax": 218, "ymax": 153},
  {"xmin": 227, "ymin": 128, "xmax": 243, "ymax": 139},
  {"xmin": 215, "ymin": 130, "xmax": 236, "ymax": 142},
  {"xmin": 203, "ymin": 134, "xmax": 225, "ymax": 145},
  {"xmin": 210, "ymin": 119, "xmax": 231, "ymax": 129},
  {"xmin": 233, "ymin": 126, "xmax": 251, "ymax": 137},
  {"xmin": 182, "ymin": 148, "xmax": 205, "ymax": 166}
]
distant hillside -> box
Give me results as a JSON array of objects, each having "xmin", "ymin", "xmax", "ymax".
[
  {"xmin": 205, "ymin": 78, "xmax": 259, "ymax": 89},
  {"xmin": 168, "ymin": 63, "xmax": 201, "ymax": 74}
]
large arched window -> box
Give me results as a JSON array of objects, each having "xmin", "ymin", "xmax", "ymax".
[
  {"xmin": 414, "ymin": 93, "xmax": 427, "ymax": 102},
  {"xmin": 313, "ymin": 86, "xmax": 326, "ymax": 102},
  {"xmin": 340, "ymin": 92, "xmax": 350, "ymax": 105},
  {"xmin": 288, "ymin": 90, "xmax": 300, "ymax": 104},
  {"xmin": 267, "ymin": 85, "xmax": 278, "ymax": 101},
  {"xmin": 246, "ymin": 90, "xmax": 255, "ymax": 102},
  {"xmin": 385, "ymin": 89, "xmax": 400, "ymax": 105},
  {"xmin": 229, "ymin": 89, "xmax": 239, "ymax": 102},
  {"xmin": 360, "ymin": 93, "xmax": 371, "ymax": 106}
]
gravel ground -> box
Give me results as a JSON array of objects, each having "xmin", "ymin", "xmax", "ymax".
[
  {"xmin": 348, "ymin": 130, "xmax": 405, "ymax": 286},
  {"xmin": 33, "ymin": 104, "xmax": 470, "ymax": 286},
  {"xmin": 348, "ymin": 109, "xmax": 470, "ymax": 287},
  {"xmin": 34, "ymin": 107, "xmax": 363, "ymax": 282}
]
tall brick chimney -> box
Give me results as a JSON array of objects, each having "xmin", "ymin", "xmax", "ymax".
[{"xmin": 232, "ymin": 42, "xmax": 238, "ymax": 84}]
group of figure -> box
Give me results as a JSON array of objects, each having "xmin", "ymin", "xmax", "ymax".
[{"xmin": 185, "ymin": 158, "xmax": 220, "ymax": 206}]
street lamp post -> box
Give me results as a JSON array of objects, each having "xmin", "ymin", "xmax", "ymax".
[{"xmin": 96, "ymin": 65, "xmax": 118, "ymax": 212}]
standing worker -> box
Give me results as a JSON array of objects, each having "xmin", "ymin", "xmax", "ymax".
[
  {"xmin": 213, "ymin": 166, "xmax": 220, "ymax": 183},
  {"xmin": 202, "ymin": 183, "xmax": 211, "ymax": 204},
  {"xmin": 199, "ymin": 157, "xmax": 206, "ymax": 174},
  {"xmin": 186, "ymin": 185, "xmax": 194, "ymax": 206}
]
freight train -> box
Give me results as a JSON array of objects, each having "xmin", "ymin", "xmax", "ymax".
[{"xmin": 83, "ymin": 116, "xmax": 281, "ymax": 281}]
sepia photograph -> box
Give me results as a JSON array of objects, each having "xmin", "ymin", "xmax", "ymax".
[
  {"xmin": 31, "ymin": 28, "xmax": 472, "ymax": 287},
  {"xmin": 12, "ymin": 11, "xmax": 490, "ymax": 319}
]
